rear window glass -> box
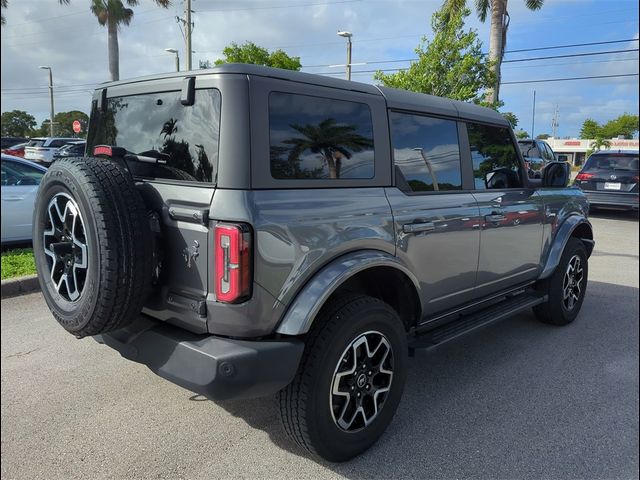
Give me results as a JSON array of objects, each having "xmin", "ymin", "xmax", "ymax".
[
  {"xmin": 583, "ymin": 154, "xmax": 639, "ymax": 172},
  {"xmin": 87, "ymin": 89, "xmax": 221, "ymax": 183},
  {"xmin": 26, "ymin": 140, "xmax": 45, "ymax": 147},
  {"xmin": 269, "ymin": 92, "xmax": 375, "ymax": 180},
  {"xmin": 390, "ymin": 112, "xmax": 462, "ymax": 192}
]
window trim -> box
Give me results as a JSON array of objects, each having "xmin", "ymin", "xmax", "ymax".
[{"xmin": 250, "ymin": 76, "xmax": 391, "ymax": 189}]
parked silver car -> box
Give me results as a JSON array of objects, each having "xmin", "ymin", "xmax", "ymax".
[
  {"xmin": 24, "ymin": 137, "xmax": 80, "ymax": 164},
  {"xmin": 1, "ymin": 154, "xmax": 47, "ymax": 243}
]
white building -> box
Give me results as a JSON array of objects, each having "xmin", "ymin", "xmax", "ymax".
[{"xmin": 546, "ymin": 137, "xmax": 639, "ymax": 166}]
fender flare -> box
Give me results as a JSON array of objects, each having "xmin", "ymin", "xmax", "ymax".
[
  {"xmin": 275, "ymin": 250, "xmax": 421, "ymax": 336},
  {"xmin": 539, "ymin": 215, "xmax": 594, "ymax": 280}
]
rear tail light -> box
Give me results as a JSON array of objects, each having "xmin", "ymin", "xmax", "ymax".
[
  {"xmin": 214, "ymin": 223, "xmax": 252, "ymax": 303},
  {"xmin": 632, "ymin": 176, "xmax": 639, "ymax": 183},
  {"xmin": 575, "ymin": 172, "xmax": 595, "ymax": 181}
]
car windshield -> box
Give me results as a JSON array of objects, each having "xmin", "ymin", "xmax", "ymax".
[{"xmin": 583, "ymin": 154, "xmax": 639, "ymax": 172}]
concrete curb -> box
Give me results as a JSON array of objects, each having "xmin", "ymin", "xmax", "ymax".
[{"xmin": 1, "ymin": 275, "xmax": 41, "ymax": 299}]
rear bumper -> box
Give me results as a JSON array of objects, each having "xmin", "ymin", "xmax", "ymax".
[
  {"xmin": 585, "ymin": 191, "xmax": 639, "ymax": 210},
  {"xmin": 94, "ymin": 316, "xmax": 304, "ymax": 400}
]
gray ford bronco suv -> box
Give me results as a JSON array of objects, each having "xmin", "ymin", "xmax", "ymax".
[{"xmin": 33, "ymin": 64, "xmax": 593, "ymax": 462}]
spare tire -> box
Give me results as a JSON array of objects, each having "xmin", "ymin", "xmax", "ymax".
[{"xmin": 33, "ymin": 157, "xmax": 153, "ymax": 338}]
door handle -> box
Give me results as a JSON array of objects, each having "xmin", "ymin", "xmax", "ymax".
[
  {"xmin": 484, "ymin": 213, "xmax": 506, "ymax": 223},
  {"xmin": 403, "ymin": 222, "xmax": 435, "ymax": 234},
  {"xmin": 2, "ymin": 197, "xmax": 24, "ymax": 202}
]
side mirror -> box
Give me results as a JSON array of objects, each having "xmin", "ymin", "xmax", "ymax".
[{"xmin": 542, "ymin": 161, "xmax": 570, "ymax": 188}]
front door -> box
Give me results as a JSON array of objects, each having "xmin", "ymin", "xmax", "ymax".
[
  {"xmin": 465, "ymin": 122, "xmax": 545, "ymax": 298},
  {"xmin": 386, "ymin": 112, "xmax": 481, "ymax": 317}
]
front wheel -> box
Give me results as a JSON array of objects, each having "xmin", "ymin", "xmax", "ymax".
[
  {"xmin": 534, "ymin": 237, "xmax": 588, "ymax": 325},
  {"xmin": 278, "ymin": 294, "xmax": 408, "ymax": 462}
]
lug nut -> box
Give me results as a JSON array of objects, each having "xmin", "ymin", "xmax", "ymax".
[
  {"xmin": 365, "ymin": 385, "xmax": 370, "ymax": 390},
  {"xmin": 356, "ymin": 392, "xmax": 361, "ymax": 398},
  {"xmin": 368, "ymin": 371, "xmax": 372, "ymax": 375}
]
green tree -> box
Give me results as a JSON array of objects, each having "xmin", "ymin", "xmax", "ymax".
[
  {"xmin": 1, "ymin": 110, "xmax": 37, "ymax": 137},
  {"xmin": 586, "ymin": 136, "xmax": 612, "ymax": 159},
  {"xmin": 45, "ymin": 110, "xmax": 89, "ymax": 137},
  {"xmin": 579, "ymin": 118, "xmax": 601, "ymax": 139},
  {"xmin": 1, "ymin": 0, "xmax": 7, "ymax": 26},
  {"xmin": 502, "ymin": 112, "xmax": 518, "ymax": 129},
  {"xmin": 375, "ymin": 8, "xmax": 494, "ymax": 105},
  {"xmin": 280, "ymin": 118, "xmax": 373, "ymax": 179},
  {"xmin": 515, "ymin": 130, "xmax": 529, "ymax": 139},
  {"xmin": 601, "ymin": 113, "xmax": 639, "ymax": 139},
  {"xmin": 536, "ymin": 133, "xmax": 550, "ymax": 139},
  {"xmin": 443, "ymin": 0, "xmax": 544, "ymax": 104},
  {"xmin": 214, "ymin": 42, "xmax": 302, "ymax": 71}
]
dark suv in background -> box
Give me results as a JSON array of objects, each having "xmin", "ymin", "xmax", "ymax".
[
  {"xmin": 574, "ymin": 150, "xmax": 639, "ymax": 211},
  {"xmin": 33, "ymin": 64, "xmax": 593, "ymax": 462}
]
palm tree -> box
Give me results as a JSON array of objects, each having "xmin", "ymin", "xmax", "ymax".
[
  {"xmin": 443, "ymin": 0, "xmax": 544, "ymax": 105},
  {"xmin": 590, "ymin": 137, "xmax": 611, "ymax": 152},
  {"xmin": 1, "ymin": 0, "xmax": 9, "ymax": 26},
  {"xmin": 282, "ymin": 119, "xmax": 373, "ymax": 179},
  {"xmin": 89, "ymin": 0, "xmax": 171, "ymax": 81}
]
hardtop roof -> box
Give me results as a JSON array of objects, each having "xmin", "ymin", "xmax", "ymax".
[{"xmin": 99, "ymin": 63, "xmax": 507, "ymax": 126}]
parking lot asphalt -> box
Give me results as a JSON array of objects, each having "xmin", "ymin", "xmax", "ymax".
[{"xmin": 2, "ymin": 211, "xmax": 638, "ymax": 480}]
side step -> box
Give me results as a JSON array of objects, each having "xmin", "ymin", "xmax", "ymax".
[{"xmin": 409, "ymin": 291, "xmax": 547, "ymax": 351}]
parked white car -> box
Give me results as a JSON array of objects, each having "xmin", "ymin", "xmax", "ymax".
[
  {"xmin": 24, "ymin": 137, "xmax": 79, "ymax": 164},
  {"xmin": 1, "ymin": 154, "xmax": 47, "ymax": 243}
]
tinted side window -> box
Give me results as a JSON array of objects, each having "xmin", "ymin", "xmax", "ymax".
[
  {"xmin": 390, "ymin": 112, "xmax": 462, "ymax": 192},
  {"xmin": 49, "ymin": 140, "xmax": 66, "ymax": 148},
  {"xmin": 467, "ymin": 123, "xmax": 522, "ymax": 190},
  {"xmin": 269, "ymin": 92, "xmax": 374, "ymax": 180},
  {"xmin": 87, "ymin": 89, "xmax": 221, "ymax": 183}
]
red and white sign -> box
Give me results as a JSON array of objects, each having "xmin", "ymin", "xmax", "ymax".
[{"xmin": 72, "ymin": 120, "xmax": 82, "ymax": 133}]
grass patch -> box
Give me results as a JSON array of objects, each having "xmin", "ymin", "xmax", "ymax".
[{"xmin": 1, "ymin": 248, "xmax": 36, "ymax": 280}]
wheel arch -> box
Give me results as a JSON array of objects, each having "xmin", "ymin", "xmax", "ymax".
[
  {"xmin": 539, "ymin": 215, "xmax": 594, "ymax": 280},
  {"xmin": 275, "ymin": 250, "xmax": 422, "ymax": 336}
]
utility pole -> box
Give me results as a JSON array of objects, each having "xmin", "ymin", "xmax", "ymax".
[
  {"xmin": 531, "ymin": 90, "xmax": 536, "ymax": 140},
  {"xmin": 185, "ymin": 0, "xmax": 192, "ymax": 70},
  {"xmin": 39, "ymin": 66, "xmax": 55, "ymax": 137},
  {"xmin": 551, "ymin": 104, "xmax": 559, "ymax": 138}
]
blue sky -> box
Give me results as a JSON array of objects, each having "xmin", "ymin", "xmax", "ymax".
[{"xmin": 1, "ymin": 0, "xmax": 638, "ymax": 138}]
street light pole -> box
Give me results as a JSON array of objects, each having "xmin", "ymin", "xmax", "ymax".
[
  {"xmin": 337, "ymin": 31, "xmax": 353, "ymax": 81},
  {"xmin": 165, "ymin": 48, "xmax": 180, "ymax": 72},
  {"xmin": 39, "ymin": 66, "xmax": 55, "ymax": 137}
]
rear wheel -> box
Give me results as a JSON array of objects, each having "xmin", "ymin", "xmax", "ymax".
[
  {"xmin": 278, "ymin": 294, "xmax": 408, "ymax": 462},
  {"xmin": 33, "ymin": 157, "xmax": 153, "ymax": 338},
  {"xmin": 533, "ymin": 237, "xmax": 588, "ymax": 325}
]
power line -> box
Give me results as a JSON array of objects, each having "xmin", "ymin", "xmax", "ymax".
[
  {"xmin": 501, "ymin": 73, "xmax": 639, "ymax": 85},
  {"xmin": 503, "ymin": 48, "xmax": 639, "ymax": 63},
  {"xmin": 303, "ymin": 40, "xmax": 640, "ymax": 68}
]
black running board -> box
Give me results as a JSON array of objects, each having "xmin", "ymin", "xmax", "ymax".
[{"xmin": 409, "ymin": 291, "xmax": 547, "ymax": 351}]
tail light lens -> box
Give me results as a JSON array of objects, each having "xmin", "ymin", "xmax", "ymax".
[
  {"xmin": 214, "ymin": 223, "xmax": 251, "ymax": 303},
  {"xmin": 575, "ymin": 172, "xmax": 595, "ymax": 181}
]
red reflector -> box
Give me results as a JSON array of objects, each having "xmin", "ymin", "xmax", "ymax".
[
  {"xmin": 214, "ymin": 223, "xmax": 251, "ymax": 303},
  {"xmin": 93, "ymin": 145, "xmax": 112, "ymax": 156},
  {"xmin": 575, "ymin": 172, "xmax": 595, "ymax": 181}
]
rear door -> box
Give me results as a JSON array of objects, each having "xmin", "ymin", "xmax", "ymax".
[
  {"xmin": 465, "ymin": 123, "xmax": 545, "ymax": 297},
  {"xmin": 86, "ymin": 78, "xmax": 224, "ymax": 332},
  {"xmin": 385, "ymin": 111, "xmax": 481, "ymax": 315}
]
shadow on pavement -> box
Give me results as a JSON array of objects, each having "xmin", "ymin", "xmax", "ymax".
[{"xmin": 216, "ymin": 280, "xmax": 639, "ymax": 479}]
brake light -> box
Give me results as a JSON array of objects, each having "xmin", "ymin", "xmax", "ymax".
[
  {"xmin": 575, "ymin": 172, "xmax": 595, "ymax": 181},
  {"xmin": 214, "ymin": 223, "xmax": 251, "ymax": 303},
  {"xmin": 94, "ymin": 145, "xmax": 113, "ymax": 156},
  {"xmin": 633, "ymin": 176, "xmax": 639, "ymax": 183}
]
